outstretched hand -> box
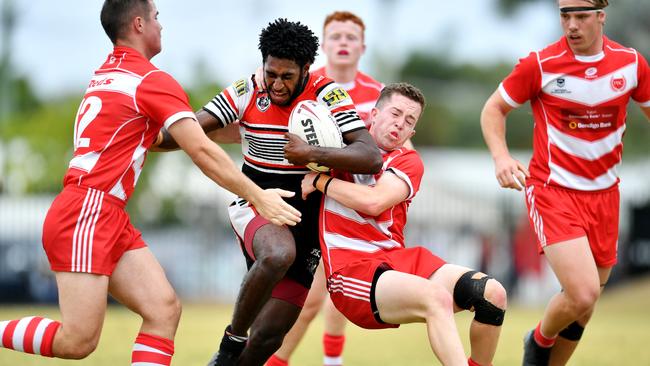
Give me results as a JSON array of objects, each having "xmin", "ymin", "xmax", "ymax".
[
  {"xmin": 494, "ymin": 155, "xmax": 529, "ymax": 191},
  {"xmin": 254, "ymin": 189, "xmax": 302, "ymax": 226}
]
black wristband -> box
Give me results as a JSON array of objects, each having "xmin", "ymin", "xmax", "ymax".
[
  {"xmin": 323, "ymin": 177, "xmax": 334, "ymax": 195},
  {"xmin": 312, "ymin": 173, "xmax": 322, "ymax": 189}
]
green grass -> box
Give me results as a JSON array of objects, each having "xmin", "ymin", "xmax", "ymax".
[{"xmin": 1, "ymin": 277, "xmax": 650, "ymax": 365}]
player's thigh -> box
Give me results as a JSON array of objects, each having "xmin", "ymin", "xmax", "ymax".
[
  {"xmin": 108, "ymin": 247, "xmax": 178, "ymax": 316},
  {"xmin": 375, "ymin": 270, "xmax": 447, "ymax": 324},
  {"xmin": 56, "ymin": 272, "xmax": 109, "ymax": 339},
  {"xmin": 543, "ymin": 236, "xmax": 600, "ymax": 294}
]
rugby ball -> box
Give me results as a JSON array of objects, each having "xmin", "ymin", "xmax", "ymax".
[{"xmin": 288, "ymin": 100, "xmax": 343, "ymax": 172}]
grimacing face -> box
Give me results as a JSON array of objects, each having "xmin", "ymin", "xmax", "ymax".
[
  {"xmin": 558, "ymin": 0, "xmax": 606, "ymax": 56},
  {"xmin": 369, "ymin": 94, "xmax": 421, "ymax": 151},
  {"xmin": 263, "ymin": 56, "xmax": 309, "ymax": 106},
  {"xmin": 322, "ymin": 20, "xmax": 365, "ymax": 68}
]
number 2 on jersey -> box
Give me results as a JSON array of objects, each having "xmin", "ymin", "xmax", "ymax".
[{"xmin": 74, "ymin": 96, "xmax": 102, "ymax": 149}]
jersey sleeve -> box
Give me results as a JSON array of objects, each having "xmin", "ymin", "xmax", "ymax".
[
  {"xmin": 385, "ymin": 150, "xmax": 424, "ymax": 200},
  {"xmin": 202, "ymin": 76, "xmax": 255, "ymax": 126},
  {"xmin": 633, "ymin": 52, "xmax": 650, "ymax": 107},
  {"xmin": 136, "ymin": 71, "xmax": 196, "ymax": 129},
  {"xmin": 316, "ymin": 81, "xmax": 366, "ymax": 135},
  {"xmin": 499, "ymin": 51, "xmax": 542, "ymax": 108}
]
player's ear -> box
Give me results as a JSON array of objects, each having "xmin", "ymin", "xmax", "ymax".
[
  {"xmin": 302, "ymin": 63, "xmax": 311, "ymax": 75},
  {"xmin": 134, "ymin": 16, "xmax": 144, "ymax": 33}
]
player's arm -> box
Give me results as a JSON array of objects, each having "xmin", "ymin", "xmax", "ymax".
[
  {"xmin": 301, "ymin": 171, "xmax": 408, "ymax": 216},
  {"xmin": 480, "ymin": 90, "xmax": 529, "ymax": 191},
  {"xmin": 284, "ymin": 128, "xmax": 382, "ymax": 174},
  {"xmin": 169, "ymin": 117, "xmax": 301, "ymax": 226},
  {"xmin": 151, "ymin": 109, "xmax": 226, "ymax": 151},
  {"xmin": 641, "ymin": 105, "xmax": 650, "ymax": 121}
]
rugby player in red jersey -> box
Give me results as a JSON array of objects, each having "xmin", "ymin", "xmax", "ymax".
[{"xmin": 481, "ymin": 1, "xmax": 650, "ymax": 364}]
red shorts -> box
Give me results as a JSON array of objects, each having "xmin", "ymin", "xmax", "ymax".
[
  {"xmin": 327, "ymin": 246, "xmax": 446, "ymax": 329},
  {"xmin": 42, "ymin": 185, "xmax": 146, "ymax": 275},
  {"xmin": 524, "ymin": 183, "xmax": 619, "ymax": 267}
]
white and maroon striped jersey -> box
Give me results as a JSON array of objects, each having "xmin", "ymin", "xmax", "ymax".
[
  {"xmin": 499, "ymin": 36, "xmax": 650, "ymax": 191},
  {"xmin": 320, "ymin": 148, "xmax": 423, "ymax": 277},
  {"xmin": 63, "ymin": 46, "xmax": 195, "ymax": 201},
  {"xmin": 312, "ymin": 67, "xmax": 383, "ymax": 126},
  {"xmin": 202, "ymin": 73, "xmax": 366, "ymax": 190}
]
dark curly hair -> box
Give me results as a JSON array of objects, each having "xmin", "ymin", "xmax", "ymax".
[{"xmin": 258, "ymin": 18, "xmax": 319, "ymax": 68}]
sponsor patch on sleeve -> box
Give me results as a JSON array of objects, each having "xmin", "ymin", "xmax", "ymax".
[{"xmin": 322, "ymin": 87, "xmax": 350, "ymax": 107}]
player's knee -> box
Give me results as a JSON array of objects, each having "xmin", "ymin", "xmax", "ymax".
[
  {"xmin": 484, "ymin": 278, "xmax": 508, "ymax": 310},
  {"xmin": 566, "ymin": 286, "xmax": 599, "ymax": 316},
  {"xmin": 258, "ymin": 245, "xmax": 296, "ymax": 273},
  {"xmin": 453, "ymin": 271, "xmax": 506, "ymax": 326},
  {"xmin": 422, "ymin": 282, "xmax": 454, "ymax": 318},
  {"xmin": 58, "ymin": 330, "xmax": 100, "ymax": 359},
  {"xmin": 141, "ymin": 289, "xmax": 182, "ymax": 326}
]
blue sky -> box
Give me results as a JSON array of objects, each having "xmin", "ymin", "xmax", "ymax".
[{"xmin": 2, "ymin": 0, "xmax": 559, "ymax": 98}]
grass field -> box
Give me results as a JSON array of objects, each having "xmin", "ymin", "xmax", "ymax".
[{"xmin": 1, "ymin": 277, "xmax": 650, "ymax": 365}]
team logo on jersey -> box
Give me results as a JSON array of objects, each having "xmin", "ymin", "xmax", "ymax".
[
  {"xmin": 556, "ymin": 78, "xmax": 565, "ymax": 88},
  {"xmin": 585, "ymin": 67, "xmax": 598, "ymax": 78},
  {"xmin": 256, "ymin": 95, "xmax": 270, "ymax": 112},
  {"xmin": 233, "ymin": 79, "xmax": 248, "ymax": 96},
  {"xmin": 323, "ymin": 87, "xmax": 349, "ymax": 107},
  {"xmin": 610, "ymin": 76, "xmax": 626, "ymax": 92}
]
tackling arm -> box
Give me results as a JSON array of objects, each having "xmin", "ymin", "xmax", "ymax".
[
  {"xmin": 302, "ymin": 171, "xmax": 409, "ymax": 217},
  {"xmin": 150, "ymin": 109, "xmax": 227, "ymax": 151}
]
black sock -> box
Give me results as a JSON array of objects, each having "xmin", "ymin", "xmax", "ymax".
[{"xmin": 219, "ymin": 325, "xmax": 247, "ymax": 355}]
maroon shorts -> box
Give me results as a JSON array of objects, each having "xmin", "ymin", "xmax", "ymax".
[
  {"xmin": 42, "ymin": 185, "xmax": 146, "ymax": 275},
  {"xmin": 525, "ymin": 183, "xmax": 619, "ymax": 267},
  {"xmin": 327, "ymin": 246, "xmax": 446, "ymax": 329}
]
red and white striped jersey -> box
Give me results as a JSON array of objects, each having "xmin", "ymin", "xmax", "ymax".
[
  {"xmin": 202, "ymin": 73, "xmax": 366, "ymax": 190},
  {"xmin": 63, "ymin": 46, "xmax": 195, "ymax": 201},
  {"xmin": 312, "ymin": 67, "xmax": 383, "ymax": 126},
  {"xmin": 320, "ymin": 148, "xmax": 424, "ymax": 277},
  {"xmin": 500, "ymin": 36, "xmax": 650, "ymax": 191}
]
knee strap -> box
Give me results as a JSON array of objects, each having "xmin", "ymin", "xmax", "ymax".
[
  {"xmin": 453, "ymin": 271, "xmax": 505, "ymax": 326},
  {"xmin": 559, "ymin": 321, "xmax": 584, "ymax": 341}
]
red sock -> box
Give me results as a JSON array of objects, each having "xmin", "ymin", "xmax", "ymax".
[
  {"xmin": 266, "ymin": 354, "xmax": 289, "ymax": 366},
  {"xmin": 533, "ymin": 322, "xmax": 556, "ymax": 348},
  {"xmin": 323, "ymin": 333, "xmax": 345, "ymax": 366},
  {"xmin": 0, "ymin": 317, "xmax": 60, "ymax": 357},
  {"xmin": 131, "ymin": 332, "xmax": 174, "ymax": 366},
  {"xmin": 468, "ymin": 357, "xmax": 491, "ymax": 366}
]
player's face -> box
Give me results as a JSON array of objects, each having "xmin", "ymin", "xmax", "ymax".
[
  {"xmin": 369, "ymin": 94, "xmax": 420, "ymax": 151},
  {"xmin": 322, "ymin": 20, "xmax": 365, "ymax": 68},
  {"xmin": 263, "ymin": 56, "xmax": 309, "ymax": 106},
  {"xmin": 558, "ymin": 0, "xmax": 606, "ymax": 56},
  {"xmin": 142, "ymin": 0, "xmax": 162, "ymax": 58}
]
